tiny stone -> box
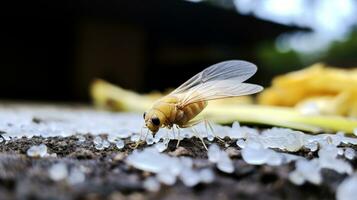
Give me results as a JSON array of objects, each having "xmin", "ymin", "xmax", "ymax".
[
  {"xmin": 199, "ymin": 168, "xmax": 215, "ymax": 183},
  {"xmin": 289, "ymin": 170, "xmax": 305, "ymax": 185},
  {"xmin": 93, "ymin": 136, "xmax": 102, "ymax": 145},
  {"xmin": 27, "ymin": 144, "xmax": 48, "ymax": 158},
  {"xmin": 154, "ymin": 142, "xmax": 167, "ymax": 152},
  {"xmin": 336, "ymin": 175, "xmax": 357, "ymax": 200},
  {"xmin": 207, "ymin": 133, "xmax": 214, "ymax": 142},
  {"xmin": 130, "ymin": 134, "xmax": 141, "ymax": 142},
  {"xmin": 236, "ymin": 139, "xmax": 246, "ymax": 148},
  {"xmin": 217, "ymin": 158, "xmax": 234, "ymax": 173},
  {"xmin": 208, "ymin": 144, "xmax": 220, "ymax": 163},
  {"xmin": 48, "ymin": 163, "xmax": 68, "ymax": 181},
  {"xmin": 156, "ymin": 170, "xmax": 176, "ymax": 185},
  {"xmin": 67, "ymin": 168, "xmax": 85, "ymax": 185},
  {"xmin": 102, "ymin": 140, "xmax": 110, "ymax": 148},
  {"xmin": 344, "ymin": 148, "xmax": 355, "ymax": 160},
  {"xmin": 338, "ymin": 148, "xmax": 345, "ymax": 156},
  {"xmin": 115, "ymin": 139, "xmax": 125, "ymax": 149},
  {"xmin": 304, "ymin": 141, "xmax": 318, "ymax": 152},
  {"xmin": 76, "ymin": 135, "xmax": 86, "ymax": 143},
  {"xmin": 95, "ymin": 143, "xmax": 104, "ymax": 150},
  {"xmin": 180, "ymin": 168, "xmax": 200, "ymax": 187},
  {"xmin": 143, "ymin": 177, "xmax": 161, "ymax": 192},
  {"xmin": 146, "ymin": 134, "xmax": 154, "ymax": 145}
]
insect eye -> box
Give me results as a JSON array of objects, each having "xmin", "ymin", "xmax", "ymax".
[
  {"xmin": 151, "ymin": 117, "xmax": 160, "ymax": 126},
  {"xmin": 143, "ymin": 112, "xmax": 146, "ymax": 119}
]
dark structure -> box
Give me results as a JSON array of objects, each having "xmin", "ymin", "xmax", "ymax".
[{"xmin": 0, "ymin": 0, "xmax": 296, "ymax": 101}]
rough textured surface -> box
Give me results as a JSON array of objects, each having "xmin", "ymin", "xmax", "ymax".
[
  {"xmin": 0, "ymin": 135, "xmax": 345, "ymax": 200},
  {"xmin": 0, "ymin": 104, "xmax": 355, "ymax": 200}
]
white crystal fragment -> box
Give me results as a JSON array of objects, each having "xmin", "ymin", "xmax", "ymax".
[
  {"xmin": 48, "ymin": 163, "xmax": 68, "ymax": 181},
  {"xmin": 337, "ymin": 175, "xmax": 357, "ymax": 200},
  {"xmin": 344, "ymin": 148, "xmax": 355, "ymax": 160},
  {"xmin": 260, "ymin": 128, "xmax": 304, "ymax": 152},
  {"xmin": 236, "ymin": 139, "xmax": 246, "ymax": 148},
  {"xmin": 143, "ymin": 177, "xmax": 161, "ymax": 192},
  {"xmin": 67, "ymin": 168, "xmax": 85, "ymax": 185},
  {"xmin": 157, "ymin": 170, "xmax": 177, "ymax": 185},
  {"xmin": 207, "ymin": 144, "xmax": 221, "ymax": 163},
  {"xmin": 154, "ymin": 142, "xmax": 167, "ymax": 152},
  {"xmin": 93, "ymin": 136, "xmax": 102, "ymax": 145},
  {"xmin": 180, "ymin": 168, "xmax": 201, "ymax": 187},
  {"xmin": 146, "ymin": 134, "xmax": 154, "ymax": 145},
  {"xmin": 102, "ymin": 140, "xmax": 110, "ymax": 148},
  {"xmin": 27, "ymin": 144, "xmax": 48, "ymax": 157},
  {"xmin": 76, "ymin": 135, "xmax": 86, "ymax": 143},
  {"xmin": 115, "ymin": 139, "xmax": 125, "ymax": 149},
  {"xmin": 304, "ymin": 141, "xmax": 318, "ymax": 152},
  {"xmin": 199, "ymin": 168, "xmax": 215, "ymax": 183}
]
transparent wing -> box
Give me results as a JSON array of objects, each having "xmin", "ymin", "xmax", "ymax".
[
  {"xmin": 169, "ymin": 60, "xmax": 263, "ymax": 106},
  {"xmin": 171, "ymin": 60, "xmax": 258, "ymax": 95},
  {"xmin": 179, "ymin": 82, "xmax": 263, "ymax": 106}
]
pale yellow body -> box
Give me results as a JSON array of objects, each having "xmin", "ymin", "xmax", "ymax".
[{"xmin": 144, "ymin": 95, "xmax": 207, "ymax": 133}]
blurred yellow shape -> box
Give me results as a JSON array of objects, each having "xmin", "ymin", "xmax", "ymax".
[
  {"xmin": 258, "ymin": 63, "xmax": 357, "ymax": 117},
  {"xmin": 91, "ymin": 79, "xmax": 357, "ymax": 134}
]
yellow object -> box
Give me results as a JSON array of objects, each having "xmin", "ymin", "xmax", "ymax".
[
  {"xmin": 91, "ymin": 79, "xmax": 357, "ymax": 134},
  {"xmin": 258, "ymin": 63, "xmax": 357, "ymax": 117}
]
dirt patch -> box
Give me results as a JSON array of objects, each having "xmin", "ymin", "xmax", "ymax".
[{"xmin": 0, "ymin": 135, "xmax": 344, "ymax": 200}]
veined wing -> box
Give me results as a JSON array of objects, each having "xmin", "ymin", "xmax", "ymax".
[
  {"xmin": 170, "ymin": 60, "xmax": 263, "ymax": 106},
  {"xmin": 170, "ymin": 60, "xmax": 258, "ymax": 95}
]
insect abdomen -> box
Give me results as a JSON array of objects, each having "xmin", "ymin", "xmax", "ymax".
[{"xmin": 176, "ymin": 101, "xmax": 207, "ymax": 125}]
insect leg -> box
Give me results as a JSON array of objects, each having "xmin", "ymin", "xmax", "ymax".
[
  {"xmin": 175, "ymin": 125, "xmax": 182, "ymax": 148},
  {"xmin": 204, "ymin": 119, "xmax": 225, "ymax": 142},
  {"xmin": 133, "ymin": 125, "xmax": 147, "ymax": 148},
  {"xmin": 191, "ymin": 127, "xmax": 208, "ymax": 150}
]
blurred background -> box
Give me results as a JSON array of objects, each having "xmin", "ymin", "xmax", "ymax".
[{"xmin": 1, "ymin": 0, "xmax": 357, "ymax": 102}]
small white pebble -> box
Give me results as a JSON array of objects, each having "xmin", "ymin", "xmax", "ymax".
[
  {"xmin": 95, "ymin": 143, "xmax": 104, "ymax": 150},
  {"xmin": 27, "ymin": 144, "xmax": 48, "ymax": 158},
  {"xmin": 288, "ymin": 170, "xmax": 305, "ymax": 185},
  {"xmin": 115, "ymin": 139, "xmax": 125, "ymax": 149},
  {"xmin": 156, "ymin": 170, "xmax": 176, "ymax": 185},
  {"xmin": 143, "ymin": 177, "xmax": 161, "ymax": 192},
  {"xmin": 102, "ymin": 140, "xmax": 110, "ymax": 148},
  {"xmin": 236, "ymin": 139, "xmax": 246, "ymax": 148},
  {"xmin": 338, "ymin": 148, "xmax": 345, "ymax": 156},
  {"xmin": 76, "ymin": 135, "xmax": 86, "ymax": 143},
  {"xmin": 154, "ymin": 142, "xmax": 167, "ymax": 152},
  {"xmin": 146, "ymin": 134, "xmax": 154, "ymax": 145},
  {"xmin": 130, "ymin": 134, "xmax": 141, "ymax": 142},
  {"xmin": 199, "ymin": 168, "xmax": 215, "ymax": 183},
  {"xmin": 67, "ymin": 168, "xmax": 85, "ymax": 185},
  {"xmin": 344, "ymin": 148, "xmax": 355, "ymax": 160},
  {"xmin": 93, "ymin": 136, "xmax": 102, "ymax": 145},
  {"xmin": 207, "ymin": 144, "xmax": 220, "ymax": 163},
  {"xmin": 217, "ymin": 157, "xmax": 234, "ymax": 173},
  {"xmin": 304, "ymin": 141, "xmax": 318, "ymax": 152},
  {"xmin": 48, "ymin": 163, "xmax": 68, "ymax": 181},
  {"xmin": 336, "ymin": 175, "xmax": 357, "ymax": 200},
  {"xmin": 180, "ymin": 168, "xmax": 200, "ymax": 187},
  {"xmin": 207, "ymin": 133, "xmax": 214, "ymax": 142}
]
